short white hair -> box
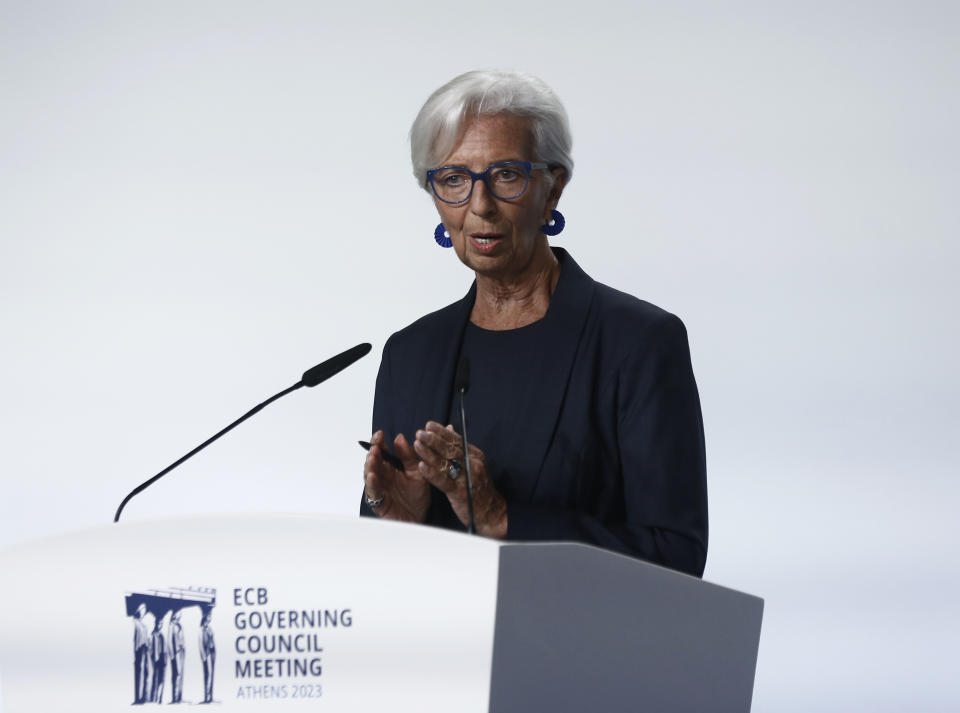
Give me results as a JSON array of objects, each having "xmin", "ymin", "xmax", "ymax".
[{"xmin": 410, "ymin": 70, "xmax": 573, "ymax": 189}]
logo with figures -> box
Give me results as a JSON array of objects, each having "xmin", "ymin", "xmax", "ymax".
[{"xmin": 124, "ymin": 587, "xmax": 217, "ymax": 706}]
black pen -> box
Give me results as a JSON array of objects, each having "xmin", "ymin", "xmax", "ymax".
[{"xmin": 358, "ymin": 440, "xmax": 405, "ymax": 471}]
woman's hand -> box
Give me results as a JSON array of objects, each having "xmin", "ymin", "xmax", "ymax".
[
  {"xmin": 414, "ymin": 421, "xmax": 508, "ymax": 539},
  {"xmin": 363, "ymin": 430, "xmax": 430, "ymax": 523}
]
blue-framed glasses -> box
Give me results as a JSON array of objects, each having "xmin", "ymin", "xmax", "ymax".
[{"xmin": 426, "ymin": 161, "xmax": 548, "ymax": 205}]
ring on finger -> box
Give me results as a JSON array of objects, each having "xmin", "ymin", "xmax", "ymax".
[
  {"xmin": 446, "ymin": 458, "xmax": 462, "ymax": 480},
  {"xmin": 364, "ymin": 493, "xmax": 384, "ymax": 509}
]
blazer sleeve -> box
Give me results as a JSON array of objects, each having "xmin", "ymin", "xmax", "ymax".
[
  {"xmin": 359, "ymin": 336, "xmax": 464, "ymax": 528},
  {"xmin": 506, "ymin": 313, "xmax": 709, "ymax": 577},
  {"xmin": 359, "ymin": 337, "xmax": 395, "ymax": 519}
]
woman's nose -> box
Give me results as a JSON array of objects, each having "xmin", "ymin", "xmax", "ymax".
[{"xmin": 469, "ymin": 177, "xmax": 497, "ymax": 217}]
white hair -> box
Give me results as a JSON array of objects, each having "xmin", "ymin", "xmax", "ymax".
[{"xmin": 410, "ymin": 70, "xmax": 574, "ymax": 189}]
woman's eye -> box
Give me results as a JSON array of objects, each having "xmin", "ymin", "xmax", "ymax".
[
  {"xmin": 441, "ymin": 173, "xmax": 468, "ymax": 186},
  {"xmin": 493, "ymin": 169, "xmax": 520, "ymax": 182}
]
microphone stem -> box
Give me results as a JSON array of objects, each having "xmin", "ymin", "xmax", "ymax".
[
  {"xmin": 459, "ymin": 387, "xmax": 476, "ymax": 535},
  {"xmin": 113, "ymin": 380, "xmax": 304, "ymax": 523}
]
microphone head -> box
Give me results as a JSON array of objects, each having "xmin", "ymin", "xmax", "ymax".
[
  {"xmin": 302, "ymin": 343, "xmax": 372, "ymax": 387},
  {"xmin": 455, "ymin": 356, "xmax": 470, "ymax": 393}
]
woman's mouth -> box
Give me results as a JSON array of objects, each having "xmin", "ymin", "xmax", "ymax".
[{"xmin": 470, "ymin": 234, "xmax": 503, "ymax": 253}]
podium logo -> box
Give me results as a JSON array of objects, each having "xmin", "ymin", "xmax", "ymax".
[{"xmin": 124, "ymin": 586, "xmax": 217, "ymax": 706}]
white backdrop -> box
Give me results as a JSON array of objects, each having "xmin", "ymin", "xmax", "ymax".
[{"xmin": 1, "ymin": 1, "xmax": 957, "ymax": 710}]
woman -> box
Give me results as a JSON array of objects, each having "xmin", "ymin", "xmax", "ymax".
[{"xmin": 360, "ymin": 70, "xmax": 708, "ymax": 577}]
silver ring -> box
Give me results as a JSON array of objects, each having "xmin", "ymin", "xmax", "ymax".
[
  {"xmin": 365, "ymin": 493, "xmax": 384, "ymax": 509},
  {"xmin": 446, "ymin": 458, "xmax": 462, "ymax": 480}
]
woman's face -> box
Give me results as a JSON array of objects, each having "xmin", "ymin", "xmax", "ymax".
[{"xmin": 433, "ymin": 114, "xmax": 561, "ymax": 281}]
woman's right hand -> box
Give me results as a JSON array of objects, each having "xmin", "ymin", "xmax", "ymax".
[{"xmin": 363, "ymin": 430, "xmax": 430, "ymax": 523}]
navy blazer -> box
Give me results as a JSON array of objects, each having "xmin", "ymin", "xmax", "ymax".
[{"xmin": 361, "ymin": 248, "xmax": 708, "ymax": 577}]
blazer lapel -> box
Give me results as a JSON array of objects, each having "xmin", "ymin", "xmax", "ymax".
[
  {"xmin": 510, "ymin": 248, "xmax": 596, "ymax": 503},
  {"xmin": 410, "ymin": 283, "xmax": 476, "ymax": 429}
]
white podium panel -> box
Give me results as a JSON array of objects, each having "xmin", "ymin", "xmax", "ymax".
[{"xmin": 0, "ymin": 515, "xmax": 501, "ymax": 713}]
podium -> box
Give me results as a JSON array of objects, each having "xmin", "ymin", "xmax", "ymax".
[{"xmin": 0, "ymin": 515, "xmax": 762, "ymax": 712}]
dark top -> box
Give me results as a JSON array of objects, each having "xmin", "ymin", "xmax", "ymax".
[
  {"xmin": 360, "ymin": 248, "xmax": 708, "ymax": 577},
  {"xmin": 447, "ymin": 320, "xmax": 554, "ymax": 500}
]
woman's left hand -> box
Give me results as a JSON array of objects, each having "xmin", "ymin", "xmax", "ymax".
[{"xmin": 413, "ymin": 421, "xmax": 508, "ymax": 539}]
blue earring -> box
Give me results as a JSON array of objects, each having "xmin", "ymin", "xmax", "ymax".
[
  {"xmin": 540, "ymin": 209, "xmax": 565, "ymax": 236},
  {"xmin": 434, "ymin": 223, "xmax": 452, "ymax": 248}
]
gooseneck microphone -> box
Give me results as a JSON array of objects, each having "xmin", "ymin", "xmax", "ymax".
[
  {"xmin": 455, "ymin": 356, "xmax": 476, "ymax": 535},
  {"xmin": 301, "ymin": 343, "xmax": 371, "ymax": 386},
  {"xmin": 113, "ymin": 342, "xmax": 372, "ymax": 523}
]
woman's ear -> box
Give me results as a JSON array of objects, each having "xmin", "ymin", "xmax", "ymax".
[{"xmin": 546, "ymin": 167, "xmax": 568, "ymax": 212}]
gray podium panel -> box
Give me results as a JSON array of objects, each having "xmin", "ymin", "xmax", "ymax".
[{"xmin": 489, "ymin": 544, "xmax": 763, "ymax": 713}]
